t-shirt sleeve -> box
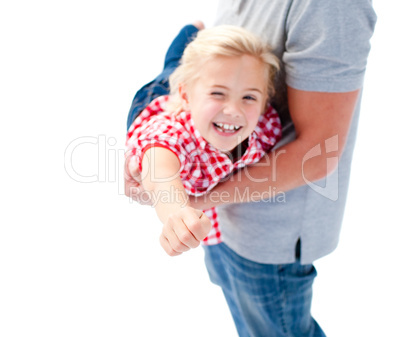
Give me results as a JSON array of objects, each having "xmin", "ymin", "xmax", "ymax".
[
  {"xmin": 284, "ymin": 0, "xmax": 377, "ymax": 92},
  {"xmin": 126, "ymin": 115, "xmax": 188, "ymax": 172}
]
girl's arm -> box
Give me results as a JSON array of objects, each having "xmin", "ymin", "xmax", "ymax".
[{"xmin": 141, "ymin": 147, "xmax": 211, "ymax": 256}]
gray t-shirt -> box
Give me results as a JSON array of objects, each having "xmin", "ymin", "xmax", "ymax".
[{"xmin": 214, "ymin": 0, "xmax": 377, "ymax": 264}]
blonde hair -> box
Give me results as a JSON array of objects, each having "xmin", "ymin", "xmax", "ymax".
[{"xmin": 168, "ymin": 25, "xmax": 279, "ymax": 113}]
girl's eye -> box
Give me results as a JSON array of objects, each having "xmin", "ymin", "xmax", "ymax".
[
  {"xmin": 243, "ymin": 95, "xmax": 257, "ymax": 101},
  {"xmin": 211, "ymin": 92, "xmax": 224, "ymax": 97}
]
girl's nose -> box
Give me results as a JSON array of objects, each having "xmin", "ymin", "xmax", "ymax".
[{"xmin": 223, "ymin": 101, "xmax": 241, "ymax": 117}]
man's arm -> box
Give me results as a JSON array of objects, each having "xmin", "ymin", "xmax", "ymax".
[
  {"xmin": 190, "ymin": 86, "xmax": 360, "ymax": 209},
  {"xmin": 140, "ymin": 147, "xmax": 211, "ymax": 256}
]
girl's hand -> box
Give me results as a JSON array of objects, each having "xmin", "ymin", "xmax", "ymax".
[{"xmin": 159, "ymin": 207, "xmax": 212, "ymax": 256}]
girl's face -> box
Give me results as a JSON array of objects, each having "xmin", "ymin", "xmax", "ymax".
[{"xmin": 180, "ymin": 55, "xmax": 268, "ymax": 153}]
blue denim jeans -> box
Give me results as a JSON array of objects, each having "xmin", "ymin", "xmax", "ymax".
[
  {"xmin": 204, "ymin": 243, "xmax": 326, "ymax": 337},
  {"xmin": 126, "ymin": 24, "xmax": 199, "ymax": 131}
]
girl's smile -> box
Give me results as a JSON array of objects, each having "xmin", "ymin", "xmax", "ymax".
[{"xmin": 179, "ymin": 54, "xmax": 268, "ymax": 152}]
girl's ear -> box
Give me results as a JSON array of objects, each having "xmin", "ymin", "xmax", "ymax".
[{"xmin": 179, "ymin": 83, "xmax": 190, "ymax": 110}]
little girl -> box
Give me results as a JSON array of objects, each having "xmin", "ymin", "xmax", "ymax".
[{"xmin": 125, "ymin": 23, "xmax": 281, "ymax": 256}]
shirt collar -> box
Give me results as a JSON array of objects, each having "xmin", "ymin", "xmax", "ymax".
[
  {"xmin": 179, "ymin": 107, "xmax": 273, "ymax": 161},
  {"xmin": 180, "ymin": 110, "xmax": 209, "ymax": 150},
  {"xmin": 250, "ymin": 112, "xmax": 276, "ymax": 148}
]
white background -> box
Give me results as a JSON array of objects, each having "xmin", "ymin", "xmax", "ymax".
[{"xmin": 0, "ymin": 1, "xmax": 401, "ymax": 336}]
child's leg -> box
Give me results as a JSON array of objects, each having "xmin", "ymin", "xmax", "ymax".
[
  {"xmin": 126, "ymin": 24, "xmax": 200, "ymax": 130},
  {"xmin": 162, "ymin": 22, "xmax": 202, "ymax": 70}
]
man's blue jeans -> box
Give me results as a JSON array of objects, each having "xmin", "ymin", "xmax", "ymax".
[{"xmin": 204, "ymin": 242, "xmax": 326, "ymax": 337}]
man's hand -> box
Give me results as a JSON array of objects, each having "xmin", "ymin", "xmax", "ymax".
[
  {"xmin": 159, "ymin": 207, "xmax": 212, "ymax": 257},
  {"xmin": 124, "ymin": 154, "xmax": 153, "ymax": 205}
]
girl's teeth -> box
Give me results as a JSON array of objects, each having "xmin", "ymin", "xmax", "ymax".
[{"xmin": 215, "ymin": 123, "xmax": 240, "ymax": 131}]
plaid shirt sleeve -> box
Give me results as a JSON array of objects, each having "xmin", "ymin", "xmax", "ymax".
[{"xmin": 126, "ymin": 97, "xmax": 189, "ymax": 172}]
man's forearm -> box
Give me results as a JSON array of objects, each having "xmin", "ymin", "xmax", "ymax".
[
  {"xmin": 192, "ymin": 136, "xmax": 335, "ymax": 209},
  {"xmin": 191, "ymin": 87, "xmax": 360, "ymax": 209}
]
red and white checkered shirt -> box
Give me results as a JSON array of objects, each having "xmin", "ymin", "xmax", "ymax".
[{"xmin": 126, "ymin": 95, "xmax": 281, "ymax": 245}]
